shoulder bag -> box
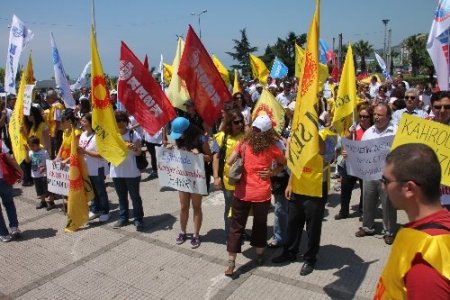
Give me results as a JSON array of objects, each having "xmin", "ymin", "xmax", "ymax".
[
  {"xmin": 228, "ymin": 143, "xmax": 245, "ymax": 185},
  {"xmin": 129, "ymin": 130, "xmax": 149, "ymax": 171}
]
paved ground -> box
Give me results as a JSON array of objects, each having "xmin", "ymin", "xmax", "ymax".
[{"xmin": 0, "ymin": 169, "xmax": 407, "ymax": 300}]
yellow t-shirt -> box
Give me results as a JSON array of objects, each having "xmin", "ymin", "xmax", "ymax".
[
  {"xmin": 214, "ymin": 131, "xmax": 244, "ymax": 191},
  {"xmin": 59, "ymin": 127, "xmax": 82, "ymax": 160},
  {"xmin": 47, "ymin": 102, "xmax": 65, "ymax": 137},
  {"xmin": 27, "ymin": 122, "xmax": 48, "ymax": 142}
]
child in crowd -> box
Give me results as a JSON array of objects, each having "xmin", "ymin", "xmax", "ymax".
[{"xmin": 25, "ymin": 136, "xmax": 54, "ymax": 210}]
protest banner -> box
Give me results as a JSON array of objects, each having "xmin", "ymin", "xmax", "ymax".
[
  {"xmin": 342, "ymin": 135, "xmax": 394, "ymax": 181},
  {"xmin": 46, "ymin": 159, "xmax": 69, "ymax": 196},
  {"xmin": 156, "ymin": 146, "xmax": 207, "ymax": 195},
  {"xmin": 23, "ymin": 84, "xmax": 34, "ymax": 116},
  {"xmin": 391, "ymin": 114, "xmax": 450, "ymax": 186}
]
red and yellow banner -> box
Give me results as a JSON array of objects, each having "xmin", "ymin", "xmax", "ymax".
[
  {"xmin": 90, "ymin": 27, "xmax": 128, "ymax": 166},
  {"xmin": 252, "ymin": 89, "xmax": 285, "ymax": 134},
  {"xmin": 65, "ymin": 129, "xmax": 94, "ymax": 232}
]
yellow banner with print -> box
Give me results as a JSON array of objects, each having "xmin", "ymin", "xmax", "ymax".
[
  {"xmin": 391, "ymin": 114, "xmax": 450, "ymax": 186},
  {"xmin": 252, "ymin": 89, "xmax": 285, "ymax": 134}
]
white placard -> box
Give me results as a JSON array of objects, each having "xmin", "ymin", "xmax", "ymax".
[
  {"xmin": 342, "ymin": 135, "xmax": 393, "ymax": 181},
  {"xmin": 156, "ymin": 146, "xmax": 207, "ymax": 195},
  {"xmin": 46, "ymin": 159, "xmax": 69, "ymax": 196},
  {"xmin": 23, "ymin": 84, "xmax": 34, "ymax": 116}
]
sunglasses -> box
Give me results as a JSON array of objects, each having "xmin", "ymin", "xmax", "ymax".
[
  {"xmin": 405, "ymin": 96, "xmax": 416, "ymax": 101},
  {"xmin": 233, "ymin": 119, "xmax": 244, "ymax": 125},
  {"xmin": 234, "ymin": 97, "xmax": 243, "ymax": 100},
  {"xmin": 359, "ymin": 115, "xmax": 370, "ymax": 119},
  {"xmin": 433, "ymin": 104, "xmax": 450, "ymax": 110},
  {"xmin": 116, "ymin": 119, "xmax": 128, "ymax": 123}
]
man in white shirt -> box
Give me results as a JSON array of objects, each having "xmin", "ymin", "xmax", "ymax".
[
  {"xmin": 392, "ymin": 88, "xmax": 428, "ymax": 125},
  {"xmin": 275, "ymin": 82, "xmax": 294, "ymax": 108},
  {"xmin": 322, "ymin": 78, "xmax": 334, "ymax": 99},
  {"xmin": 355, "ymin": 103, "xmax": 398, "ymax": 245}
]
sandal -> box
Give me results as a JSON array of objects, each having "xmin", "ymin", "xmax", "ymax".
[{"xmin": 224, "ymin": 260, "xmax": 235, "ymax": 277}]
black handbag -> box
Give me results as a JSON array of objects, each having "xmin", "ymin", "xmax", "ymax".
[{"xmin": 129, "ymin": 130, "xmax": 149, "ymax": 171}]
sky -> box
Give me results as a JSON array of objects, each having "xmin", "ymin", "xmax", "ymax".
[{"xmin": 0, "ymin": 0, "xmax": 439, "ymax": 81}]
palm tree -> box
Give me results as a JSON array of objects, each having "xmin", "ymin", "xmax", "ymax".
[
  {"xmin": 404, "ymin": 33, "xmax": 431, "ymax": 76},
  {"xmin": 353, "ymin": 40, "xmax": 373, "ymax": 74}
]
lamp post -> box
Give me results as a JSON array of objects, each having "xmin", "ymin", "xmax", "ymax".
[
  {"xmin": 382, "ymin": 19, "xmax": 390, "ymax": 62},
  {"xmin": 191, "ymin": 9, "xmax": 207, "ymax": 40}
]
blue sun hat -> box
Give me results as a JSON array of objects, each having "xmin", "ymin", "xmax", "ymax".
[{"xmin": 169, "ymin": 117, "xmax": 190, "ymax": 140}]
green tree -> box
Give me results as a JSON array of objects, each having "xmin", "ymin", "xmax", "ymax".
[
  {"xmin": 261, "ymin": 32, "xmax": 306, "ymax": 77},
  {"xmin": 404, "ymin": 33, "xmax": 432, "ymax": 76},
  {"xmin": 0, "ymin": 68, "xmax": 4, "ymax": 89},
  {"xmin": 226, "ymin": 28, "xmax": 258, "ymax": 77},
  {"xmin": 353, "ymin": 40, "xmax": 373, "ymax": 73}
]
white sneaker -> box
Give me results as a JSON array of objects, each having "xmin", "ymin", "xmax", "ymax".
[
  {"xmin": 88, "ymin": 212, "xmax": 101, "ymax": 220},
  {"xmin": 10, "ymin": 227, "xmax": 21, "ymax": 238},
  {"xmin": 99, "ymin": 214, "xmax": 110, "ymax": 222},
  {"xmin": 0, "ymin": 235, "xmax": 12, "ymax": 242}
]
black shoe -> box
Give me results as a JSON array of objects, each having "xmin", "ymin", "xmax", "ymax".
[
  {"xmin": 134, "ymin": 220, "xmax": 144, "ymax": 232},
  {"xmin": 271, "ymin": 253, "xmax": 296, "ymax": 264},
  {"xmin": 334, "ymin": 212, "xmax": 349, "ymax": 220},
  {"xmin": 300, "ymin": 263, "xmax": 314, "ymax": 276},
  {"xmin": 113, "ymin": 220, "xmax": 129, "ymax": 229},
  {"xmin": 22, "ymin": 181, "xmax": 33, "ymax": 187},
  {"xmin": 46, "ymin": 202, "xmax": 56, "ymax": 211},
  {"xmin": 148, "ymin": 171, "xmax": 158, "ymax": 180},
  {"xmin": 36, "ymin": 201, "xmax": 47, "ymax": 209}
]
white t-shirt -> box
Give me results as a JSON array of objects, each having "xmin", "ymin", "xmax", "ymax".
[
  {"xmin": 144, "ymin": 127, "xmax": 163, "ymax": 144},
  {"xmin": 241, "ymin": 106, "xmax": 251, "ymax": 126},
  {"xmin": 0, "ymin": 141, "xmax": 10, "ymax": 179},
  {"xmin": 79, "ymin": 131, "xmax": 109, "ymax": 176},
  {"xmin": 29, "ymin": 149, "xmax": 49, "ymax": 178},
  {"xmin": 110, "ymin": 130, "xmax": 141, "ymax": 178},
  {"xmin": 276, "ymin": 92, "xmax": 294, "ymax": 108}
]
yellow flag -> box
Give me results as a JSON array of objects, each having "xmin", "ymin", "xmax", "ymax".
[
  {"xmin": 167, "ymin": 37, "xmax": 191, "ymax": 111},
  {"xmin": 249, "ymin": 53, "xmax": 269, "ymax": 85},
  {"xmin": 360, "ymin": 73, "xmax": 382, "ymax": 84},
  {"xmin": 233, "ymin": 69, "xmax": 241, "ymax": 94},
  {"xmin": 65, "ymin": 129, "xmax": 94, "ymax": 232},
  {"xmin": 9, "ymin": 54, "xmax": 33, "ymax": 164},
  {"xmin": 331, "ymin": 43, "xmax": 357, "ymax": 136},
  {"xmin": 295, "ymin": 43, "xmax": 329, "ymax": 88},
  {"xmin": 212, "ymin": 55, "xmax": 230, "ymax": 86},
  {"xmin": 252, "ymin": 89, "xmax": 285, "ymax": 134},
  {"xmin": 288, "ymin": 0, "xmax": 323, "ymax": 197},
  {"xmin": 90, "ymin": 27, "xmax": 128, "ymax": 166},
  {"xmin": 163, "ymin": 63, "xmax": 173, "ymax": 85}
]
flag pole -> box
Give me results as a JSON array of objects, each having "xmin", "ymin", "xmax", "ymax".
[{"xmin": 91, "ymin": 0, "xmax": 96, "ymax": 34}]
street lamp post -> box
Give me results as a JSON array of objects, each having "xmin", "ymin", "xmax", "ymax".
[
  {"xmin": 382, "ymin": 19, "xmax": 390, "ymax": 62},
  {"xmin": 191, "ymin": 9, "xmax": 207, "ymax": 40}
]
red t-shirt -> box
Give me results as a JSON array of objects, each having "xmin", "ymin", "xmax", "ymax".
[
  {"xmin": 233, "ymin": 142, "xmax": 283, "ymax": 202},
  {"xmin": 404, "ymin": 209, "xmax": 450, "ymax": 300}
]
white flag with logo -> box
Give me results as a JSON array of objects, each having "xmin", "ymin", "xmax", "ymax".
[
  {"xmin": 70, "ymin": 61, "xmax": 91, "ymax": 91},
  {"xmin": 374, "ymin": 52, "xmax": 391, "ymax": 80},
  {"xmin": 427, "ymin": 0, "xmax": 450, "ymax": 90},
  {"xmin": 4, "ymin": 15, "xmax": 34, "ymax": 94},
  {"xmin": 50, "ymin": 33, "xmax": 76, "ymax": 108}
]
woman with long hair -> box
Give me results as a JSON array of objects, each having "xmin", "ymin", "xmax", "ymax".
[
  {"xmin": 335, "ymin": 104, "xmax": 374, "ymax": 220},
  {"xmin": 212, "ymin": 110, "xmax": 245, "ymax": 241},
  {"xmin": 169, "ymin": 116, "xmax": 212, "ymax": 249},
  {"xmin": 225, "ymin": 115, "xmax": 287, "ymax": 276},
  {"xmin": 21, "ymin": 106, "xmax": 50, "ymax": 186}
]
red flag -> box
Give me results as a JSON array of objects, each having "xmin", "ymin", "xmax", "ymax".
[
  {"xmin": 178, "ymin": 25, "xmax": 232, "ymax": 126},
  {"xmin": 330, "ymin": 63, "xmax": 340, "ymax": 82},
  {"xmin": 119, "ymin": 41, "xmax": 176, "ymax": 135},
  {"xmin": 143, "ymin": 54, "xmax": 149, "ymax": 70}
]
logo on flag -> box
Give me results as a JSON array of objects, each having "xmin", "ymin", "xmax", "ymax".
[
  {"xmin": 438, "ymin": 29, "xmax": 450, "ymax": 66},
  {"xmin": 435, "ymin": 2, "xmax": 450, "ymax": 22}
]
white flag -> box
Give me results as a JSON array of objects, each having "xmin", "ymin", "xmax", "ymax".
[
  {"xmin": 70, "ymin": 61, "xmax": 91, "ymax": 91},
  {"xmin": 50, "ymin": 33, "xmax": 76, "ymax": 108},
  {"xmin": 4, "ymin": 15, "xmax": 34, "ymax": 94},
  {"xmin": 374, "ymin": 52, "xmax": 391, "ymax": 80},
  {"xmin": 427, "ymin": 0, "xmax": 450, "ymax": 90}
]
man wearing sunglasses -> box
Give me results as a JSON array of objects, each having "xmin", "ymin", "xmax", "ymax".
[
  {"xmin": 392, "ymin": 88, "xmax": 428, "ymax": 125},
  {"xmin": 374, "ymin": 143, "xmax": 450, "ymax": 299},
  {"xmin": 428, "ymin": 91, "xmax": 450, "ymax": 211}
]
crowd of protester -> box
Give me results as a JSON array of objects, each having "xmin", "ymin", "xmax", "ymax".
[{"xmin": 0, "ymin": 70, "xmax": 449, "ymax": 290}]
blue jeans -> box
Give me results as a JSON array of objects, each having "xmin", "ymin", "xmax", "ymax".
[
  {"xmin": 0, "ymin": 179, "xmax": 18, "ymax": 235},
  {"xmin": 222, "ymin": 188, "xmax": 234, "ymax": 239},
  {"xmin": 272, "ymin": 192, "xmax": 289, "ymax": 245},
  {"xmin": 112, "ymin": 176, "xmax": 143, "ymax": 222},
  {"xmin": 89, "ymin": 167, "xmax": 109, "ymax": 215}
]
